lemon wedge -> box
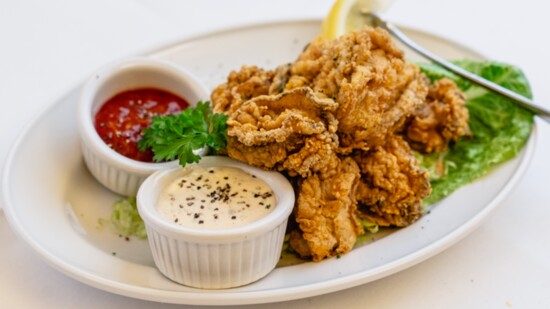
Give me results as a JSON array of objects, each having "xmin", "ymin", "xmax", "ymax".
[{"xmin": 322, "ymin": 0, "xmax": 394, "ymax": 40}]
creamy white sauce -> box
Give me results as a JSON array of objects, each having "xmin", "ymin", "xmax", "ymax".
[{"xmin": 156, "ymin": 166, "xmax": 276, "ymax": 229}]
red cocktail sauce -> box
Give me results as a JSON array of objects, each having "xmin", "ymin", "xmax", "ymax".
[{"xmin": 94, "ymin": 88, "xmax": 189, "ymax": 162}]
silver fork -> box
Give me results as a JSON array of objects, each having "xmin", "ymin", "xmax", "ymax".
[{"xmin": 364, "ymin": 12, "xmax": 550, "ymax": 122}]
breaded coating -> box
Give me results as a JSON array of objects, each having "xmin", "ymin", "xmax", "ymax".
[
  {"xmin": 268, "ymin": 63, "xmax": 292, "ymax": 95},
  {"xmin": 210, "ymin": 26, "xmax": 471, "ymax": 261},
  {"xmin": 405, "ymin": 78, "xmax": 470, "ymax": 153},
  {"xmin": 211, "ymin": 65, "xmax": 274, "ymax": 114},
  {"xmin": 287, "ymin": 27, "xmax": 429, "ymax": 151},
  {"xmin": 225, "ymin": 87, "xmax": 339, "ymax": 177},
  {"xmin": 293, "ymin": 157, "xmax": 363, "ymax": 261},
  {"xmin": 354, "ymin": 135, "xmax": 431, "ymax": 227}
]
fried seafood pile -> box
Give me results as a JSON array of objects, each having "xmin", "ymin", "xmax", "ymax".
[{"xmin": 211, "ymin": 26, "xmax": 470, "ymax": 261}]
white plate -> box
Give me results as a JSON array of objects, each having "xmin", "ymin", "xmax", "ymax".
[{"xmin": 2, "ymin": 19, "xmax": 536, "ymax": 306}]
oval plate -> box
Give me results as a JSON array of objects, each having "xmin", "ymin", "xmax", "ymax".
[{"xmin": 2, "ymin": 19, "xmax": 536, "ymax": 305}]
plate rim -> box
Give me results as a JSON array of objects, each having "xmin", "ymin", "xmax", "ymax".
[{"xmin": 1, "ymin": 18, "xmax": 537, "ymax": 305}]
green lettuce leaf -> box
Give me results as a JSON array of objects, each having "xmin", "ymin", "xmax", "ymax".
[
  {"xmin": 418, "ymin": 61, "xmax": 535, "ymax": 204},
  {"xmin": 110, "ymin": 197, "xmax": 147, "ymax": 239}
]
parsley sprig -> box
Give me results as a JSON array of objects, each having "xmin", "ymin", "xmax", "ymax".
[{"xmin": 137, "ymin": 101, "xmax": 228, "ymax": 167}]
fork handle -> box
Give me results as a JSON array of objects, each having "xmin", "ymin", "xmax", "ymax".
[{"xmin": 369, "ymin": 13, "xmax": 550, "ymax": 121}]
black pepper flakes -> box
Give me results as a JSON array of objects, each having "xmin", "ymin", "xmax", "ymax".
[{"xmin": 162, "ymin": 166, "xmax": 277, "ymax": 229}]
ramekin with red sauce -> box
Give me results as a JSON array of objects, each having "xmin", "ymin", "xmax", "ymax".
[{"xmin": 78, "ymin": 57, "xmax": 210, "ymax": 196}]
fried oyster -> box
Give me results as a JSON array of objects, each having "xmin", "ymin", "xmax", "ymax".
[
  {"xmin": 211, "ymin": 26, "xmax": 470, "ymax": 261},
  {"xmin": 404, "ymin": 78, "xmax": 470, "ymax": 153},
  {"xmin": 285, "ymin": 28, "xmax": 430, "ymax": 152},
  {"xmin": 292, "ymin": 157, "xmax": 362, "ymax": 261},
  {"xmin": 224, "ymin": 87, "xmax": 339, "ymax": 178},
  {"xmin": 354, "ymin": 135, "xmax": 431, "ymax": 227}
]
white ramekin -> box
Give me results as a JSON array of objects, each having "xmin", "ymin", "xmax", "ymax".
[
  {"xmin": 77, "ymin": 57, "xmax": 210, "ymax": 196},
  {"xmin": 136, "ymin": 156, "xmax": 295, "ymax": 289}
]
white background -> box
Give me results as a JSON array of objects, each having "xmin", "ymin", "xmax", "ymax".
[{"xmin": 1, "ymin": 0, "xmax": 549, "ymax": 307}]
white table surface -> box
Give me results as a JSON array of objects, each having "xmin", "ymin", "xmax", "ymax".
[{"xmin": 2, "ymin": 0, "xmax": 550, "ymax": 307}]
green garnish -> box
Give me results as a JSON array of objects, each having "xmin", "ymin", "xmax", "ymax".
[
  {"xmin": 360, "ymin": 218, "xmax": 379, "ymax": 234},
  {"xmin": 110, "ymin": 197, "xmax": 146, "ymax": 239},
  {"xmin": 138, "ymin": 101, "xmax": 228, "ymax": 167}
]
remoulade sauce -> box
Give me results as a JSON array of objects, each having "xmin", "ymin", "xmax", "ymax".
[{"xmin": 156, "ymin": 166, "xmax": 276, "ymax": 230}]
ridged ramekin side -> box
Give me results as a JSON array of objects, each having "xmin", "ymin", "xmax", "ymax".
[
  {"xmin": 80, "ymin": 141, "xmax": 143, "ymax": 196},
  {"xmin": 145, "ymin": 219, "xmax": 288, "ymax": 289}
]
